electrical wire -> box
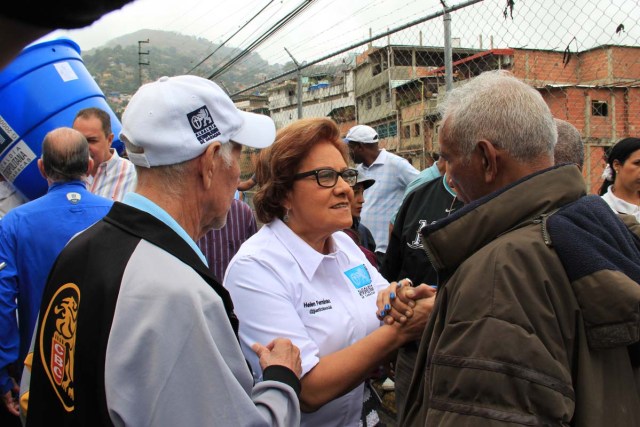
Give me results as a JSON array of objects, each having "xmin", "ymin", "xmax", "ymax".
[
  {"xmin": 208, "ymin": 0, "xmax": 316, "ymax": 80},
  {"xmin": 188, "ymin": 0, "xmax": 277, "ymax": 73}
]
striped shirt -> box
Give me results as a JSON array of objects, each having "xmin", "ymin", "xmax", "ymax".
[
  {"xmin": 85, "ymin": 149, "xmax": 137, "ymax": 201},
  {"xmin": 197, "ymin": 199, "xmax": 258, "ymax": 282}
]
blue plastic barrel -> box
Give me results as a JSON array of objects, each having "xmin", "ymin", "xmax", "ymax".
[{"xmin": 0, "ymin": 37, "xmax": 124, "ymax": 200}]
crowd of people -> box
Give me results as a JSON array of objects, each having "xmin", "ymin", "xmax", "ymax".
[{"xmin": 2, "ymin": 17, "xmax": 640, "ymax": 426}]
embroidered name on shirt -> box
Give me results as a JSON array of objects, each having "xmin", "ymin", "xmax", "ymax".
[
  {"xmin": 345, "ymin": 264, "xmax": 375, "ymax": 299},
  {"xmin": 304, "ymin": 299, "xmax": 333, "ymax": 314}
]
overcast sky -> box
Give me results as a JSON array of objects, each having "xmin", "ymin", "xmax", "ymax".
[{"xmin": 35, "ymin": 0, "xmax": 639, "ymax": 67}]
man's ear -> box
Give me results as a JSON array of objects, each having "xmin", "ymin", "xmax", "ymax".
[
  {"xmin": 86, "ymin": 158, "xmax": 94, "ymax": 175},
  {"xmin": 37, "ymin": 158, "xmax": 46, "ymax": 179},
  {"xmin": 200, "ymin": 142, "xmax": 221, "ymax": 189},
  {"xmin": 476, "ymin": 139, "xmax": 499, "ymax": 183}
]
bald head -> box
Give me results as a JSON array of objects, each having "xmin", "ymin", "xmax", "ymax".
[
  {"xmin": 40, "ymin": 127, "xmax": 91, "ymax": 182},
  {"xmin": 554, "ymin": 118, "xmax": 584, "ymax": 169}
]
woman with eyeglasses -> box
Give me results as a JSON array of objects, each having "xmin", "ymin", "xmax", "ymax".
[
  {"xmin": 599, "ymin": 137, "xmax": 640, "ymax": 221},
  {"xmin": 224, "ymin": 118, "xmax": 432, "ymax": 427}
]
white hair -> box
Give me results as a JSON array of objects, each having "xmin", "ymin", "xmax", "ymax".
[
  {"xmin": 438, "ymin": 70, "xmax": 557, "ymax": 163},
  {"xmin": 217, "ymin": 141, "xmax": 234, "ymax": 167}
]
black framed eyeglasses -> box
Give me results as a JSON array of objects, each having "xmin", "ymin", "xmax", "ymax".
[{"xmin": 293, "ymin": 168, "xmax": 358, "ymax": 188}]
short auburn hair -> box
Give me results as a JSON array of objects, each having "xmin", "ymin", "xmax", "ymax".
[{"xmin": 254, "ymin": 117, "xmax": 348, "ymax": 223}]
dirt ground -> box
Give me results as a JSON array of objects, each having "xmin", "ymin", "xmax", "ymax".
[{"xmin": 370, "ymin": 378, "xmax": 398, "ymax": 426}]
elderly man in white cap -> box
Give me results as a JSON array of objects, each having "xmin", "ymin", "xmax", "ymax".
[
  {"xmin": 345, "ymin": 124, "xmax": 418, "ymax": 264},
  {"xmin": 22, "ymin": 75, "xmax": 302, "ymax": 427}
]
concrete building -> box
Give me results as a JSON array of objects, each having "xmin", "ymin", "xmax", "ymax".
[
  {"xmin": 266, "ymin": 70, "xmax": 355, "ymax": 131},
  {"xmin": 369, "ymin": 44, "xmax": 640, "ymax": 190},
  {"xmin": 351, "ymin": 44, "xmax": 482, "ymax": 167}
]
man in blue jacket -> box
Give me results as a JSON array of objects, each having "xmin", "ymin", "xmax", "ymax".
[{"xmin": 0, "ymin": 127, "xmax": 112, "ymax": 422}]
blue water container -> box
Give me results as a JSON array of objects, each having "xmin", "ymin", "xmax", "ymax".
[{"xmin": 0, "ymin": 37, "xmax": 124, "ymax": 200}]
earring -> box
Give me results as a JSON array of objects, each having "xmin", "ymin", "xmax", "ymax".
[{"xmin": 283, "ymin": 208, "xmax": 290, "ymax": 223}]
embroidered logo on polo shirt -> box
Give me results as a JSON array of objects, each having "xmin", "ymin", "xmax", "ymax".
[
  {"xmin": 187, "ymin": 105, "xmax": 221, "ymax": 145},
  {"xmin": 66, "ymin": 192, "xmax": 81, "ymax": 204},
  {"xmin": 39, "ymin": 283, "xmax": 80, "ymax": 412},
  {"xmin": 345, "ymin": 264, "xmax": 375, "ymax": 298}
]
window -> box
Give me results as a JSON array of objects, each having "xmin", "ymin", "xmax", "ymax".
[
  {"xmin": 403, "ymin": 125, "xmax": 411, "ymax": 138},
  {"xmin": 375, "ymin": 92, "xmax": 382, "ymax": 106},
  {"xmin": 394, "ymin": 50, "xmax": 413, "ymax": 66},
  {"xmin": 385, "ymin": 90, "xmax": 390, "ymax": 103},
  {"xmin": 366, "ymin": 96, "xmax": 372, "ymax": 110},
  {"xmin": 413, "ymin": 123, "xmax": 421, "ymax": 137},
  {"xmin": 592, "ymin": 100, "xmax": 608, "ymax": 117},
  {"xmin": 388, "ymin": 121, "xmax": 397, "ymax": 137},
  {"xmin": 376, "ymin": 122, "xmax": 398, "ymax": 139}
]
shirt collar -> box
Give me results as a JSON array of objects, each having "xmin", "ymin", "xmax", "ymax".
[
  {"xmin": 442, "ymin": 174, "xmax": 456, "ymax": 197},
  {"xmin": 122, "ymin": 192, "xmax": 208, "ymax": 266},
  {"xmin": 605, "ymin": 186, "xmax": 640, "ymax": 216},
  {"xmin": 269, "ymin": 218, "xmax": 339, "ymax": 281},
  {"xmin": 48, "ymin": 180, "xmax": 87, "ymax": 192},
  {"xmin": 362, "ymin": 149, "xmax": 388, "ymax": 170},
  {"xmin": 97, "ymin": 149, "xmax": 118, "ymax": 173}
]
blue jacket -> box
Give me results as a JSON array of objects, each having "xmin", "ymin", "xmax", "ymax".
[{"xmin": 0, "ymin": 180, "xmax": 112, "ymax": 394}]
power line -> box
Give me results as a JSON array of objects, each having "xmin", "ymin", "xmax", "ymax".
[
  {"xmin": 230, "ymin": 0, "xmax": 484, "ymax": 97},
  {"xmin": 197, "ymin": 1, "xmax": 285, "ymax": 75},
  {"xmin": 229, "ymin": 0, "xmax": 428, "ymax": 79},
  {"xmin": 208, "ymin": 0, "xmax": 316, "ymax": 80},
  {"xmin": 188, "ymin": 0, "xmax": 277, "ymax": 74}
]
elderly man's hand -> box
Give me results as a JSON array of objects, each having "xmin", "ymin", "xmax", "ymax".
[
  {"xmin": 390, "ymin": 285, "xmax": 437, "ymax": 342},
  {"xmin": 252, "ymin": 338, "xmax": 302, "ymax": 378},
  {"xmin": 376, "ymin": 279, "xmax": 436, "ymax": 324},
  {"xmin": 2, "ymin": 379, "xmax": 19, "ymax": 416},
  {"xmin": 376, "ymin": 279, "xmax": 414, "ymax": 324}
]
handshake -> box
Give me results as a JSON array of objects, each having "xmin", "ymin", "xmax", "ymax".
[{"xmin": 375, "ymin": 278, "xmax": 438, "ymax": 342}]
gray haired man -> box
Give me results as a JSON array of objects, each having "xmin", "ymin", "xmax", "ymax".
[
  {"xmin": 23, "ymin": 76, "xmax": 302, "ymax": 426},
  {"xmin": 392, "ymin": 70, "xmax": 640, "ymax": 426}
]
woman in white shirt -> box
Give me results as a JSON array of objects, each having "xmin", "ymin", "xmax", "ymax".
[
  {"xmin": 224, "ymin": 118, "xmax": 434, "ymax": 427},
  {"xmin": 599, "ymin": 137, "xmax": 640, "ymax": 222}
]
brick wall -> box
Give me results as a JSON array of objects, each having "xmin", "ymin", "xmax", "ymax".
[{"xmin": 512, "ymin": 49, "xmax": 578, "ymax": 84}]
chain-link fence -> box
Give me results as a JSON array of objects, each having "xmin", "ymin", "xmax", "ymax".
[{"xmin": 203, "ymin": 0, "xmax": 639, "ymax": 199}]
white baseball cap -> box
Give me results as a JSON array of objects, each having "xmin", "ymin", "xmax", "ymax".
[
  {"xmin": 344, "ymin": 125, "xmax": 379, "ymax": 144},
  {"xmin": 120, "ymin": 75, "xmax": 275, "ymax": 167}
]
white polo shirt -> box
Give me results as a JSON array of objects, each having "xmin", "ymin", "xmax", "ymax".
[{"xmin": 224, "ymin": 218, "xmax": 387, "ymax": 427}]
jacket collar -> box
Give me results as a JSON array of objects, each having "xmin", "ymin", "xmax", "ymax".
[
  {"xmin": 104, "ymin": 202, "xmax": 239, "ymax": 335},
  {"xmin": 421, "ymin": 164, "xmax": 586, "ymax": 272}
]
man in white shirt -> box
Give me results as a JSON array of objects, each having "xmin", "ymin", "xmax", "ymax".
[
  {"xmin": 73, "ymin": 107, "xmax": 137, "ymax": 201},
  {"xmin": 345, "ymin": 124, "xmax": 419, "ymax": 264}
]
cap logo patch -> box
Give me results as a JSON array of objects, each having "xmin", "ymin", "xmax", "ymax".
[
  {"xmin": 188, "ymin": 105, "xmax": 221, "ymax": 145},
  {"xmin": 39, "ymin": 282, "xmax": 80, "ymax": 412}
]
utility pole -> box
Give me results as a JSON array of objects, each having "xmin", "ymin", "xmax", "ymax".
[
  {"xmin": 442, "ymin": 5, "xmax": 453, "ymax": 92},
  {"xmin": 284, "ymin": 47, "xmax": 303, "ymax": 119},
  {"xmin": 138, "ymin": 39, "xmax": 150, "ymax": 88}
]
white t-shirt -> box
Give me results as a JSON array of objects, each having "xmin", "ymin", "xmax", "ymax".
[
  {"xmin": 602, "ymin": 186, "xmax": 640, "ymax": 222},
  {"xmin": 224, "ymin": 218, "xmax": 388, "ymax": 427}
]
